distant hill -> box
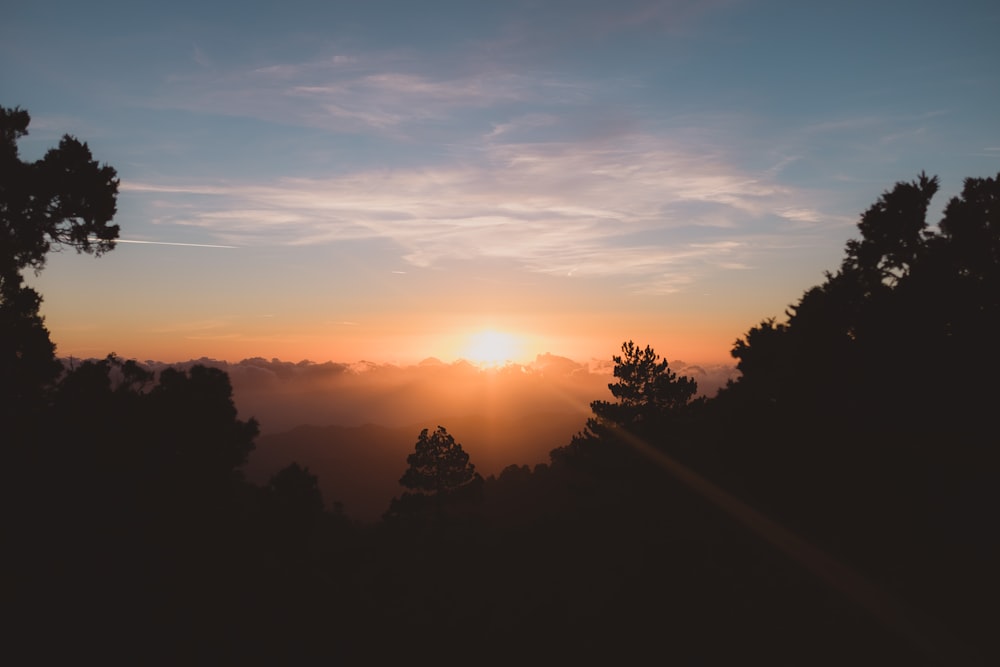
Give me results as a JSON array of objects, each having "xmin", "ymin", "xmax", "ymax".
[{"xmin": 245, "ymin": 411, "xmax": 588, "ymax": 522}]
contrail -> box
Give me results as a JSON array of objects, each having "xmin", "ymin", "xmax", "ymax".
[{"xmin": 92, "ymin": 238, "xmax": 238, "ymax": 249}]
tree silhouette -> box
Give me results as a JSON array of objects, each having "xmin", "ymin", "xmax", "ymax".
[
  {"xmin": 148, "ymin": 364, "xmax": 259, "ymax": 490},
  {"xmin": 0, "ymin": 107, "xmax": 119, "ymax": 277},
  {"xmin": 938, "ymin": 174, "xmax": 1000, "ymax": 282},
  {"xmin": 553, "ymin": 341, "xmax": 698, "ymax": 467},
  {"xmin": 260, "ymin": 462, "xmax": 330, "ymax": 561},
  {"xmin": 385, "ymin": 426, "xmax": 482, "ymax": 521},
  {"xmin": 590, "ymin": 340, "xmax": 698, "ymax": 430},
  {"xmin": 1, "ymin": 105, "xmax": 119, "ymax": 439},
  {"xmin": 712, "ymin": 172, "xmax": 1000, "ymax": 580},
  {"xmin": 41, "ymin": 356, "xmax": 259, "ymax": 528},
  {"xmin": 545, "ymin": 341, "xmax": 702, "ymax": 537},
  {"xmin": 0, "ymin": 278, "xmax": 60, "ymax": 426},
  {"xmin": 844, "ymin": 171, "xmax": 939, "ymax": 288},
  {"xmin": 400, "ymin": 426, "xmax": 478, "ymax": 494},
  {"xmin": 268, "ymin": 462, "xmax": 325, "ymax": 515},
  {"xmin": 726, "ymin": 172, "xmax": 1000, "ymax": 428}
]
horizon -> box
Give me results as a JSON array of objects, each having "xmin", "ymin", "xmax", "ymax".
[
  {"xmin": 62, "ymin": 351, "xmax": 739, "ymax": 436},
  {"xmin": 56, "ymin": 347, "xmax": 731, "ymax": 371}
]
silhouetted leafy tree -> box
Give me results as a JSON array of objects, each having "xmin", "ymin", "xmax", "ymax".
[
  {"xmin": 542, "ymin": 341, "xmax": 705, "ymax": 549},
  {"xmin": 591, "ymin": 340, "xmax": 697, "ymax": 430},
  {"xmin": 385, "ymin": 426, "xmax": 483, "ymax": 520},
  {"xmin": 0, "ymin": 107, "xmax": 119, "ymax": 277},
  {"xmin": 0, "ymin": 106, "xmax": 379, "ymax": 663},
  {"xmin": 259, "ymin": 462, "xmax": 330, "ymax": 563},
  {"xmin": 40, "ymin": 356, "xmax": 259, "ymax": 530},
  {"xmin": 844, "ymin": 171, "xmax": 939, "ymax": 288},
  {"xmin": 714, "ymin": 172, "xmax": 1000, "ymax": 578},
  {"xmin": 552, "ymin": 341, "xmax": 698, "ymax": 474},
  {"xmin": 0, "ymin": 278, "xmax": 59, "ymax": 428},
  {"xmin": 400, "ymin": 426, "xmax": 478, "ymax": 493},
  {"xmin": 1, "ymin": 106, "xmax": 119, "ymax": 440},
  {"xmin": 727, "ymin": 172, "xmax": 1000, "ymax": 427},
  {"xmin": 929, "ymin": 173, "xmax": 1000, "ymax": 389},
  {"xmin": 938, "ymin": 174, "xmax": 1000, "ymax": 282},
  {"xmin": 148, "ymin": 365, "xmax": 259, "ymax": 489},
  {"xmin": 4, "ymin": 111, "xmax": 124, "ymax": 656},
  {"xmin": 268, "ymin": 462, "xmax": 325, "ymax": 516}
]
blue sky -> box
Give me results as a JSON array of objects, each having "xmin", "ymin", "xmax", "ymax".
[{"xmin": 4, "ymin": 0, "xmax": 998, "ymax": 364}]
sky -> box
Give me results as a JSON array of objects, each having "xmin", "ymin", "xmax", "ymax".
[{"xmin": 4, "ymin": 0, "xmax": 998, "ymax": 366}]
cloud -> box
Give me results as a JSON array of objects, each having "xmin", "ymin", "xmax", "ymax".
[
  {"xmin": 477, "ymin": 0, "xmax": 733, "ymax": 63},
  {"xmin": 485, "ymin": 113, "xmax": 558, "ymax": 139},
  {"xmin": 126, "ymin": 354, "xmax": 738, "ymax": 435},
  {"xmin": 132, "ymin": 37, "xmax": 857, "ymax": 295},
  {"xmin": 155, "ymin": 51, "xmax": 571, "ymax": 136},
  {"xmin": 126, "ymin": 132, "xmax": 835, "ymax": 293},
  {"xmin": 775, "ymin": 208, "xmax": 825, "ymax": 225}
]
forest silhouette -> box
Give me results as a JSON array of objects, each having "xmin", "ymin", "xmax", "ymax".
[{"xmin": 4, "ymin": 105, "xmax": 998, "ymax": 664}]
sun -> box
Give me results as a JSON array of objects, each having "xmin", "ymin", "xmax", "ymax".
[{"xmin": 461, "ymin": 330, "xmax": 525, "ymax": 367}]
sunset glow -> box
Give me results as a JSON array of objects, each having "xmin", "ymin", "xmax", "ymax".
[
  {"xmin": 460, "ymin": 330, "xmax": 527, "ymax": 367},
  {"xmin": 6, "ymin": 0, "xmax": 996, "ymax": 369}
]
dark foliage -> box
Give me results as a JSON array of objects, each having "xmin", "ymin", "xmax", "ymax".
[
  {"xmin": 591, "ymin": 339, "xmax": 698, "ymax": 430},
  {"xmin": 550, "ymin": 340, "xmax": 701, "ymax": 484},
  {"xmin": 400, "ymin": 425, "xmax": 479, "ymax": 494},
  {"xmin": 707, "ymin": 173, "xmax": 1000, "ymax": 664},
  {"xmin": 384, "ymin": 426, "xmax": 484, "ymax": 522},
  {"xmin": 1, "ymin": 106, "xmax": 119, "ymax": 442},
  {"xmin": 0, "ymin": 106, "xmax": 119, "ymax": 279},
  {"xmin": 3, "ymin": 109, "xmax": 356, "ymax": 663}
]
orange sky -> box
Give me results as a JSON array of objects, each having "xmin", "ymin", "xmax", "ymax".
[
  {"xmin": 32, "ymin": 242, "xmax": 797, "ymax": 365},
  {"xmin": 15, "ymin": 3, "xmax": 993, "ymax": 369}
]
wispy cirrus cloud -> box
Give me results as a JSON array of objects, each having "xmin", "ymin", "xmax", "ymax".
[
  {"xmin": 130, "ymin": 35, "xmax": 848, "ymax": 293},
  {"xmin": 154, "ymin": 50, "xmax": 590, "ymax": 137},
  {"xmin": 485, "ymin": 113, "xmax": 558, "ymax": 139},
  {"xmin": 124, "ymin": 132, "xmax": 839, "ymax": 293}
]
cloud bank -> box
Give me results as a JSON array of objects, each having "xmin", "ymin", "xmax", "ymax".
[{"xmin": 133, "ymin": 354, "xmax": 738, "ymax": 434}]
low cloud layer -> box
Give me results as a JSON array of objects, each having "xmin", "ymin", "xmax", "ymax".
[{"xmin": 143, "ymin": 353, "xmax": 738, "ymax": 435}]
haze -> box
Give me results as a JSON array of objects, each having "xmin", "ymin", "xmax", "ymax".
[{"xmin": 153, "ymin": 354, "xmax": 738, "ymax": 520}]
